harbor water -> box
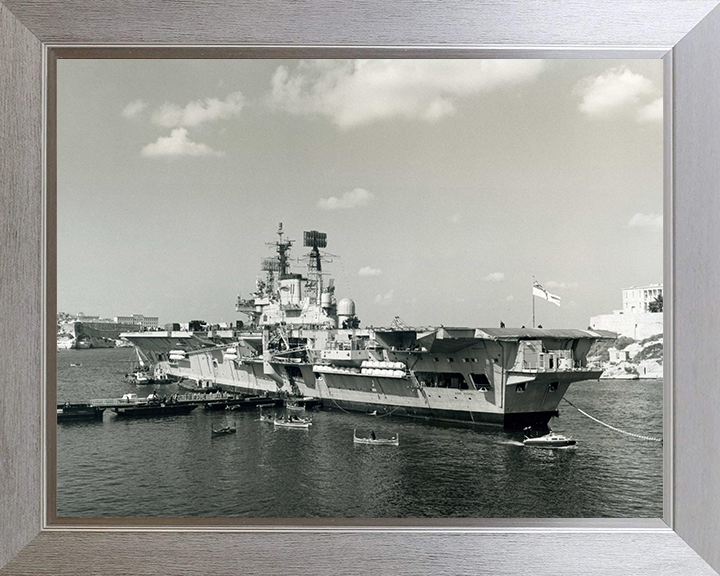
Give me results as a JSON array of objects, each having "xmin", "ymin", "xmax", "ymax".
[{"xmin": 57, "ymin": 348, "xmax": 663, "ymax": 518}]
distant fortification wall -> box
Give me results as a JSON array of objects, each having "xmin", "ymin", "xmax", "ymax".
[{"xmin": 589, "ymin": 312, "xmax": 663, "ymax": 340}]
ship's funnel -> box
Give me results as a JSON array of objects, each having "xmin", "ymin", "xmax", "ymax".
[
  {"xmin": 279, "ymin": 273, "xmax": 303, "ymax": 305},
  {"xmin": 321, "ymin": 292, "xmax": 333, "ymax": 309}
]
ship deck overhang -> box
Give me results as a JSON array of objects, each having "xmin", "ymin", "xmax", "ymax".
[
  {"xmin": 414, "ymin": 327, "xmax": 617, "ymax": 353},
  {"xmin": 119, "ymin": 331, "xmax": 245, "ymax": 354}
]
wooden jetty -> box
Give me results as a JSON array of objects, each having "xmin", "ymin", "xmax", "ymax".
[{"xmin": 59, "ymin": 392, "xmax": 307, "ymax": 421}]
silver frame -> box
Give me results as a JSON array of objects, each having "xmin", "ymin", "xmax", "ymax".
[{"xmin": 2, "ymin": 1, "xmax": 720, "ymax": 574}]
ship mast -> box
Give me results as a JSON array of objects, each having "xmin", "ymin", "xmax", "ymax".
[
  {"xmin": 275, "ymin": 223, "xmax": 291, "ymax": 277},
  {"xmin": 261, "ymin": 222, "xmax": 294, "ymax": 299}
]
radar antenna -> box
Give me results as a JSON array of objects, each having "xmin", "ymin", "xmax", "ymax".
[{"xmin": 303, "ymin": 230, "xmax": 328, "ymax": 304}]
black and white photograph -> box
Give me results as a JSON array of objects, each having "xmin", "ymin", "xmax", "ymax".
[{"xmin": 56, "ymin": 58, "xmax": 664, "ymax": 519}]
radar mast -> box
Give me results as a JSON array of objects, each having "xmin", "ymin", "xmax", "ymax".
[{"xmin": 303, "ymin": 230, "xmax": 327, "ymax": 304}]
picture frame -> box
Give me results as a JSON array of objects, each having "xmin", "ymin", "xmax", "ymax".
[{"xmin": 1, "ymin": 1, "xmax": 720, "ymax": 574}]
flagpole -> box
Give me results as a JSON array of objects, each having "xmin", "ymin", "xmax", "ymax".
[
  {"xmin": 532, "ymin": 292, "xmax": 535, "ymax": 328},
  {"xmin": 532, "ymin": 276, "xmax": 535, "ymax": 328}
]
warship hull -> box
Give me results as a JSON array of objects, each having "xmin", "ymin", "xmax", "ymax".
[
  {"xmin": 123, "ymin": 327, "xmax": 608, "ymax": 430},
  {"xmin": 313, "ymin": 368, "xmax": 601, "ymax": 429}
]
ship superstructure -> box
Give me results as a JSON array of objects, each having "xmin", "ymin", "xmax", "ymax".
[
  {"xmin": 122, "ymin": 224, "xmax": 613, "ymax": 429},
  {"xmin": 235, "ymin": 224, "xmax": 342, "ymax": 330}
]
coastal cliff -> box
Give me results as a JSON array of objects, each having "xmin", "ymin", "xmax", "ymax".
[{"xmin": 587, "ymin": 334, "xmax": 663, "ymax": 380}]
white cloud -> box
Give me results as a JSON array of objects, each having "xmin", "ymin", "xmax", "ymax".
[
  {"xmin": 374, "ymin": 289, "xmax": 395, "ymax": 305},
  {"xmin": 545, "ymin": 281, "xmax": 579, "ymax": 290},
  {"xmin": 318, "ymin": 188, "xmax": 373, "ymax": 210},
  {"xmin": 151, "ymin": 92, "xmax": 245, "ymax": 128},
  {"xmin": 484, "ymin": 272, "xmax": 505, "ymax": 282},
  {"xmin": 576, "ymin": 67, "xmax": 656, "ymax": 118},
  {"xmin": 141, "ymin": 128, "xmax": 225, "ymax": 158},
  {"xmin": 270, "ymin": 59, "xmax": 546, "ymax": 128},
  {"xmin": 122, "ymin": 99, "xmax": 148, "ymax": 119},
  {"xmin": 358, "ymin": 266, "xmax": 382, "ymax": 277},
  {"xmin": 628, "ymin": 213, "xmax": 663, "ymax": 229},
  {"xmin": 637, "ymin": 97, "xmax": 663, "ymax": 123}
]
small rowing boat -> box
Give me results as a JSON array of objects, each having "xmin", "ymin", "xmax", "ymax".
[
  {"xmin": 211, "ymin": 424, "xmax": 237, "ymax": 436},
  {"xmin": 523, "ymin": 432, "xmax": 576, "ymax": 448},
  {"xmin": 257, "ymin": 406, "xmax": 275, "ymax": 422},
  {"xmin": 353, "ymin": 429, "xmax": 399, "ymax": 446},
  {"xmin": 273, "ymin": 417, "xmax": 311, "ymax": 429}
]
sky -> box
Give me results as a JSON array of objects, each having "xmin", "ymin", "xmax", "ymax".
[{"xmin": 57, "ymin": 58, "xmax": 663, "ymax": 329}]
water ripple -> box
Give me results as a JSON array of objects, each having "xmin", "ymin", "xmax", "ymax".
[{"xmin": 57, "ymin": 348, "xmax": 662, "ymax": 518}]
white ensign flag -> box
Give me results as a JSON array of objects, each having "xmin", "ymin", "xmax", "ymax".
[{"xmin": 533, "ymin": 281, "xmax": 561, "ymax": 306}]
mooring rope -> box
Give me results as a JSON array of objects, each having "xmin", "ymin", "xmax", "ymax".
[
  {"xmin": 562, "ymin": 398, "xmax": 662, "ymax": 442},
  {"xmin": 329, "ymin": 396, "xmax": 400, "ymax": 418},
  {"xmin": 375, "ymin": 405, "xmax": 401, "ymax": 418},
  {"xmin": 329, "ymin": 396, "xmax": 353, "ymax": 414}
]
